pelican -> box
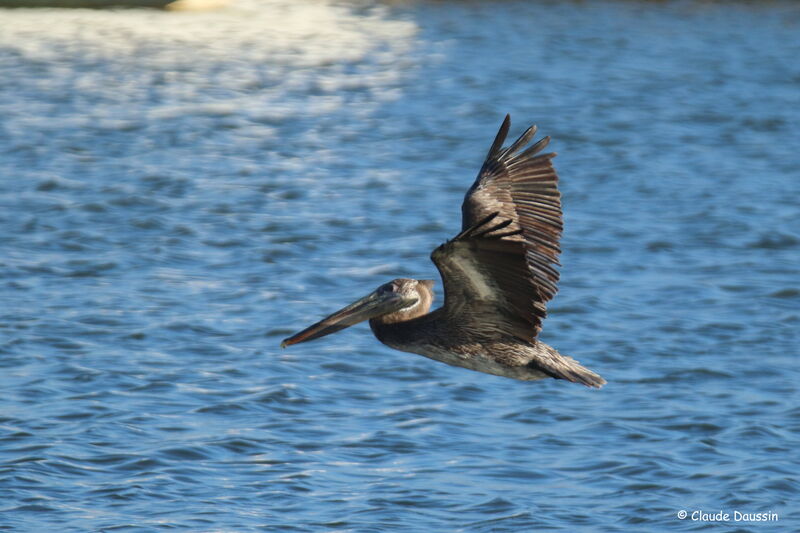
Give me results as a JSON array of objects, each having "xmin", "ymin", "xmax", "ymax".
[{"xmin": 281, "ymin": 115, "xmax": 605, "ymax": 388}]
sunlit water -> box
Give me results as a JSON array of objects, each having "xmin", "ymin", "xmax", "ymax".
[{"xmin": 1, "ymin": 1, "xmax": 799, "ymax": 531}]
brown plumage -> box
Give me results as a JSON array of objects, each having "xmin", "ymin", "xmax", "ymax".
[{"xmin": 282, "ymin": 115, "xmax": 605, "ymax": 388}]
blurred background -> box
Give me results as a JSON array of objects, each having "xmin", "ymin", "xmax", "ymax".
[{"xmin": 1, "ymin": 0, "xmax": 798, "ymax": 531}]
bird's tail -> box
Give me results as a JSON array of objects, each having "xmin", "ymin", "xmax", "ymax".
[{"xmin": 533, "ymin": 343, "xmax": 606, "ymax": 388}]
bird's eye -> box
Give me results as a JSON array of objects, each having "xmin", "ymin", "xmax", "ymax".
[{"xmin": 379, "ymin": 284, "xmax": 394, "ymax": 294}]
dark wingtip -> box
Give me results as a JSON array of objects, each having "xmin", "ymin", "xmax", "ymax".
[
  {"xmin": 486, "ymin": 114, "xmax": 511, "ymax": 159},
  {"xmin": 505, "ymin": 124, "xmax": 538, "ymax": 156}
]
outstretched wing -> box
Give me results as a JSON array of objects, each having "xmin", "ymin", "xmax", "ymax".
[{"xmin": 431, "ymin": 115, "xmax": 562, "ymax": 340}]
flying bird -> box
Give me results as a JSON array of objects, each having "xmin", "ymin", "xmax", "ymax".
[{"xmin": 281, "ymin": 115, "xmax": 605, "ymax": 388}]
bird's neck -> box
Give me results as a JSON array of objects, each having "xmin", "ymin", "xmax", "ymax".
[{"xmin": 369, "ymin": 308, "xmax": 442, "ymax": 349}]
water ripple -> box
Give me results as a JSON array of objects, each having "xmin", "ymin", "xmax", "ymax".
[{"xmin": 1, "ymin": 0, "xmax": 799, "ymax": 531}]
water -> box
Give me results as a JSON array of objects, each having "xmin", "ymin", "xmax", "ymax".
[{"xmin": 1, "ymin": 0, "xmax": 799, "ymax": 530}]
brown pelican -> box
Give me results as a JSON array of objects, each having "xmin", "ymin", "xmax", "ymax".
[{"xmin": 281, "ymin": 115, "xmax": 605, "ymax": 388}]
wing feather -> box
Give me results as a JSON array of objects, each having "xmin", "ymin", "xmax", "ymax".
[{"xmin": 432, "ymin": 115, "xmax": 563, "ymax": 339}]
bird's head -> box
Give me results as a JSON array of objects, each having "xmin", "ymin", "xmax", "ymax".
[{"xmin": 280, "ymin": 278, "xmax": 435, "ymax": 348}]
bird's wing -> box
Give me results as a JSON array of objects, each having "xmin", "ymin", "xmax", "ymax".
[{"xmin": 431, "ymin": 115, "xmax": 562, "ymax": 340}]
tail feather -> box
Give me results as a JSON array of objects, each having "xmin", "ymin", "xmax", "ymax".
[{"xmin": 530, "ymin": 344, "xmax": 606, "ymax": 388}]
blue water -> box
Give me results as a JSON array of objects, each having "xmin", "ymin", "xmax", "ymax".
[{"xmin": 1, "ymin": 1, "xmax": 799, "ymax": 531}]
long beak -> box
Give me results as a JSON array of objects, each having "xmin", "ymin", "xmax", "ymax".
[{"xmin": 281, "ymin": 290, "xmax": 413, "ymax": 348}]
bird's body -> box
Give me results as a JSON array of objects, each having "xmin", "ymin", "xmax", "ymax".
[
  {"xmin": 366, "ymin": 280, "xmax": 604, "ymax": 387},
  {"xmin": 282, "ymin": 115, "xmax": 605, "ymax": 388},
  {"xmin": 371, "ymin": 311, "xmax": 583, "ymax": 383}
]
